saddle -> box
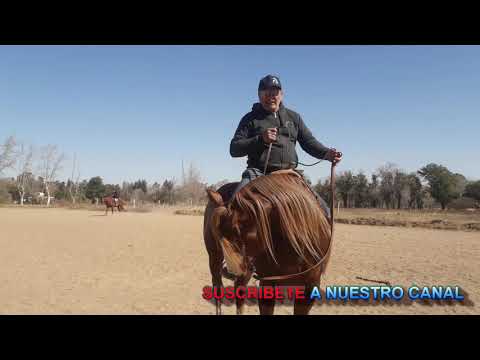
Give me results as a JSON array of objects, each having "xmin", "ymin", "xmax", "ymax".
[{"xmin": 269, "ymin": 168, "xmax": 302, "ymax": 178}]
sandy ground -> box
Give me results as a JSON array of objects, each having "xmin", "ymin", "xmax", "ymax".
[{"xmin": 0, "ymin": 207, "xmax": 478, "ymax": 315}]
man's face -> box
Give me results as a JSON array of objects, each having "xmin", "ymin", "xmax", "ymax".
[{"xmin": 259, "ymin": 87, "xmax": 283, "ymax": 113}]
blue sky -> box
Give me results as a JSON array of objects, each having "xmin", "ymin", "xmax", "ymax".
[{"xmin": 1, "ymin": 45, "xmax": 478, "ymax": 186}]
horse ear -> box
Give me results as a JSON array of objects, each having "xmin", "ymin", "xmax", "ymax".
[{"xmin": 206, "ymin": 188, "xmax": 224, "ymax": 207}]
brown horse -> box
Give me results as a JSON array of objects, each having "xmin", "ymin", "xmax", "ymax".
[
  {"xmin": 204, "ymin": 171, "xmax": 332, "ymax": 315},
  {"xmin": 103, "ymin": 196, "xmax": 126, "ymax": 215}
]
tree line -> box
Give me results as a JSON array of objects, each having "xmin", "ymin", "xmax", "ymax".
[
  {"xmin": 0, "ymin": 135, "xmax": 226, "ymax": 207},
  {"xmin": 1, "ymin": 135, "xmax": 479, "ymax": 209},
  {"xmin": 0, "ymin": 136, "xmax": 66, "ymax": 206},
  {"xmin": 314, "ymin": 162, "xmax": 480, "ymax": 210}
]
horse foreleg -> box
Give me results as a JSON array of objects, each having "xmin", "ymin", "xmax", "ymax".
[
  {"xmin": 234, "ymin": 271, "xmax": 252, "ymax": 315},
  {"xmin": 293, "ymin": 284, "xmax": 317, "ymax": 315},
  {"xmin": 294, "ymin": 271, "xmax": 322, "ymax": 316},
  {"xmin": 209, "ymin": 253, "xmax": 224, "ymax": 315},
  {"xmin": 258, "ymin": 280, "xmax": 276, "ymax": 315}
]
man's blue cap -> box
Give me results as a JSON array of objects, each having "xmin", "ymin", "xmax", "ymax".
[{"xmin": 258, "ymin": 75, "xmax": 282, "ymax": 91}]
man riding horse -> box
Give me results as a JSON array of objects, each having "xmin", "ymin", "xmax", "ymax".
[
  {"xmin": 222, "ymin": 74, "xmax": 343, "ymax": 280},
  {"xmin": 112, "ymin": 190, "xmax": 119, "ymax": 206},
  {"xmin": 230, "ymin": 74, "xmax": 342, "ymax": 213}
]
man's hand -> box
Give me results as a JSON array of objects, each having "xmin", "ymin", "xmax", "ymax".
[
  {"xmin": 262, "ymin": 128, "xmax": 277, "ymax": 144},
  {"xmin": 326, "ymin": 148, "xmax": 343, "ymax": 165}
]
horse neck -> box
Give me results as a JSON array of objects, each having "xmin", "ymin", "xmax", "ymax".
[{"xmin": 239, "ymin": 178, "xmax": 330, "ymax": 267}]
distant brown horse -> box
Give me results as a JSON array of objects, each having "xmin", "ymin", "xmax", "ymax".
[
  {"xmin": 204, "ymin": 170, "xmax": 333, "ymax": 315},
  {"xmin": 103, "ymin": 196, "xmax": 126, "ymax": 215}
]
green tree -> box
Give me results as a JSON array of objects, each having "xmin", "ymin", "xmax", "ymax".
[
  {"xmin": 353, "ymin": 172, "xmax": 369, "ymax": 208},
  {"xmin": 85, "ymin": 176, "xmax": 106, "ymax": 201},
  {"xmin": 54, "ymin": 181, "xmax": 68, "ymax": 200},
  {"xmin": 367, "ymin": 174, "xmax": 381, "ymax": 208},
  {"xmin": 336, "ymin": 171, "xmax": 355, "ymax": 208},
  {"xmin": 0, "ymin": 184, "xmax": 12, "ymax": 203},
  {"xmin": 464, "ymin": 180, "xmax": 480, "ymax": 201},
  {"xmin": 393, "ymin": 170, "xmax": 410, "ymax": 209},
  {"xmin": 314, "ymin": 178, "xmax": 331, "ymax": 207},
  {"xmin": 133, "ymin": 179, "xmax": 148, "ymax": 194},
  {"xmin": 105, "ymin": 183, "xmax": 121, "ymax": 196},
  {"xmin": 418, "ymin": 163, "xmax": 463, "ymax": 210},
  {"xmin": 378, "ymin": 163, "xmax": 396, "ymax": 209},
  {"xmin": 407, "ymin": 173, "xmax": 424, "ymax": 209},
  {"xmin": 77, "ymin": 179, "xmax": 89, "ymax": 202},
  {"xmin": 150, "ymin": 182, "xmax": 161, "ymax": 203},
  {"xmin": 159, "ymin": 179, "xmax": 176, "ymax": 204},
  {"xmin": 452, "ymin": 173, "xmax": 467, "ymax": 199},
  {"xmin": 0, "ymin": 178, "xmax": 15, "ymax": 203}
]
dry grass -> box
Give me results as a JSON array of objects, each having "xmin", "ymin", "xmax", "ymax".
[
  {"xmin": 174, "ymin": 208, "xmax": 204, "ymax": 216},
  {"xmin": 128, "ymin": 207, "xmax": 153, "ymax": 213},
  {"xmin": 4, "ymin": 203, "xmax": 479, "ymax": 230},
  {"xmin": 335, "ymin": 208, "xmax": 480, "ymax": 231}
]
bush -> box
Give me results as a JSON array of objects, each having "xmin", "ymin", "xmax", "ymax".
[
  {"xmin": 448, "ymin": 197, "xmax": 478, "ymax": 210},
  {"xmin": 0, "ymin": 186, "xmax": 12, "ymax": 204}
]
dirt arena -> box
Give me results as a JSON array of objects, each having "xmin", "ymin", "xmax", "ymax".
[{"xmin": 1, "ymin": 207, "xmax": 478, "ymax": 315}]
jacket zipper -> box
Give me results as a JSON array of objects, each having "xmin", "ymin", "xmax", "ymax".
[{"xmin": 274, "ymin": 111, "xmax": 284, "ymax": 169}]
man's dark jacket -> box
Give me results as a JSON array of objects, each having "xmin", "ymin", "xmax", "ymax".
[{"xmin": 230, "ymin": 102, "xmax": 329, "ymax": 172}]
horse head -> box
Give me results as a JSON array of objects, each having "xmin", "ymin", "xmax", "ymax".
[{"xmin": 206, "ymin": 189, "xmax": 258, "ymax": 278}]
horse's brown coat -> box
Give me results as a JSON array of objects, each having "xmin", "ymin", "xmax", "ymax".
[
  {"xmin": 204, "ymin": 173, "xmax": 332, "ymax": 315},
  {"xmin": 103, "ymin": 196, "xmax": 126, "ymax": 215}
]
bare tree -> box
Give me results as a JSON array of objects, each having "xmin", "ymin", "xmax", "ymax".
[
  {"xmin": 181, "ymin": 159, "xmax": 186, "ymax": 186},
  {"xmin": 0, "ymin": 136, "xmax": 18, "ymax": 175},
  {"xmin": 15, "ymin": 143, "xmax": 34, "ymax": 205},
  {"xmin": 131, "ymin": 188, "xmax": 145, "ymax": 208},
  {"xmin": 38, "ymin": 145, "xmax": 65, "ymax": 206},
  {"xmin": 67, "ymin": 153, "xmax": 81, "ymax": 205},
  {"xmin": 180, "ymin": 162, "xmax": 206, "ymax": 205},
  {"xmin": 72, "ymin": 170, "xmax": 81, "ymax": 204},
  {"xmin": 378, "ymin": 163, "xmax": 397, "ymax": 209}
]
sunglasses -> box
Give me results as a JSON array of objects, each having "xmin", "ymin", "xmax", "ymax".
[{"xmin": 260, "ymin": 88, "xmax": 281, "ymax": 97}]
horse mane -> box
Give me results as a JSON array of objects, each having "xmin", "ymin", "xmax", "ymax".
[{"xmin": 231, "ymin": 173, "xmax": 331, "ymax": 267}]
